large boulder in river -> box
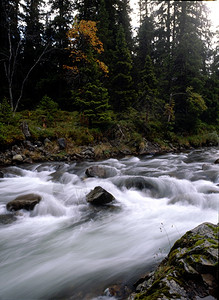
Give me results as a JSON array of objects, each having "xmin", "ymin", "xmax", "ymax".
[
  {"xmin": 86, "ymin": 186, "xmax": 115, "ymax": 205},
  {"xmin": 85, "ymin": 165, "xmax": 117, "ymax": 178},
  {"xmin": 130, "ymin": 222, "xmax": 218, "ymax": 300},
  {"xmin": 6, "ymin": 193, "xmax": 42, "ymax": 211}
]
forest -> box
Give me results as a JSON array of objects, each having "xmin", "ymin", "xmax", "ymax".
[{"xmin": 0, "ymin": 0, "xmax": 218, "ymax": 150}]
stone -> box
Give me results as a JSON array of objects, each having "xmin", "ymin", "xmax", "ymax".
[
  {"xmin": 12, "ymin": 154, "xmax": 23, "ymax": 162},
  {"xmin": 81, "ymin": 147, "xmax": 95, "ymax": 157},
  {"xmin": 22, "ymin": 121, "xmax": 31, "ymax": 138},
  {"xmin": 0, "ymin": 214, "xmax": 17, "ymax": 224},
  {"xmin": 0, "ymin": 171, "xmax": 4, "ymax": 178},
  {"xmin": 129, "ymin": 222, "xmax": 218, "ymax": 300},
  {"xmin": 214, "ymin": 158, "xmax": 219, "ymax": 164},
  {"xmin": 23, "ymin": 140, "xmax": 35, "ymax": 151},
  {"xmin": 57, "ymin": 138, "xmax": 66, "ymax": 150},
  {"xmin": 44, "ymin": 138, "xmax": 51, "ymax": 145},
  {"xmin": 85, "ymin": 165, "xmax": 117, "ymax": 178},
  {"xmin": 6, "ymin": 193, "xmax": 42, "ymax": 211},
  {"xmin": 86, "ymin": 186, "xmax": 115, "ymax": 205},
  {"xmin": 23, "ymin": 157, "xmax": 33, "ymax": 164}
]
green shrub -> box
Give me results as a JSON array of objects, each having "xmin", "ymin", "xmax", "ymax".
[
  {"xmin": 0, "ymin": 98, "xmax": 13, "ymax": 125},
  {"xmin": 204, "ymin": 131, "xmax": 219, "ymax": 146}
]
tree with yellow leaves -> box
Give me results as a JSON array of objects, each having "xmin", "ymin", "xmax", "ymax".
[
  {"xmin": 64, "ymin": 19, "xmax": 108, "ymax": 76},
  {"xmin": 64, "ymin": 19, "xmax": 111, "ymax": 127}
]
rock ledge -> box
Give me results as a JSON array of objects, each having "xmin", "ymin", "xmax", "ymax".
[{"xmin": 129, "ymin": 222, "xmax": 218, "ymax": 300}]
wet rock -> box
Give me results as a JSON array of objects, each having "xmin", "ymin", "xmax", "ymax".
[
  {"xmin": 81, "ymin": 147, "xmax": 95, "ymax": 158},
  {"xmin": 214, "ymin": 158, "xmax": 219, "ymax": 164},
  {"xmin": 57, "ymin": 138, "xmax": 66, "ymax": 150},
  {"xmin": 129, "ymin": 222, "xmax": 218, "ymax": 300},
  {"xmin": 22, "ymin": 121, "xmax": 31, "ymax": 138},
  {"xmin": 85, "ymin": 165, "xmax": 117, "ymax": 178},
  {"xmin": 104, "ymin": 284, "xmax": 132, "ymax": 299},
  {"xmin": 23, "ymin": 157, "xmax": 33, "ymax": 164},
  {"xmin": 12, "ymin": 154, "xmax": 23, "ymax": 162},
  {"xmin": 6, "ymin": 193, "xmax": 42, "ymax": 211},
  {"xmin": 0, "ymin": 171, "xmax": 4, "ymax": 178},
  {"xmin": 23, "ymin": 140, "xmax": 35, "ymax": 151},
  {"xmin": 0, "ymin": 214, "xmax": 17, "ymax": 224},
  {"xmin": 86, "ymin": 186, "xmax": 115, "ymax": 205}
]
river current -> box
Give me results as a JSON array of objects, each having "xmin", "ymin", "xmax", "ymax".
[{"xmin": 0, "ymin": 148, "xmax": 218, "ymax": 300}]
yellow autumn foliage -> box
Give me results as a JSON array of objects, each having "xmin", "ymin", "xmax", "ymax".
[{"xmin": 64, "ymin": 19, "xmax": 108, "ymax": 75}]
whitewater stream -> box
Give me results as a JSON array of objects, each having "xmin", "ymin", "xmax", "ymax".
[{"xmin": 0, "ymin": 147, "xmax": 218, "ymax": 300}]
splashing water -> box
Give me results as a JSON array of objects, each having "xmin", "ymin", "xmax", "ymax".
[{"xmin": 0, "ymin": 148, "xmax": 218, "ymax": 299}]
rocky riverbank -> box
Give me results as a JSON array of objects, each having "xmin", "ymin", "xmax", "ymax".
[
  {"xmin": 0, "ymin": 137, "xmax": 174, "ymax": 167},
  {"xmin": 101, "ymin": 222, "xmax": 218, "ymax": 300},
  {"xmin": 128, "ymin": 222, "xmax": 218, "ymax": 300}
]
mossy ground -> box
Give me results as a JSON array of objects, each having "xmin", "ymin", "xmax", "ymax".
[{"xmin": 0, "ymin": 109, "xmax": 218, "ymax": 154}]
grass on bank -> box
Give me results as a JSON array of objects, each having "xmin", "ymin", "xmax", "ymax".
[{"xmin": 0, "ymin": 98, "xmax": 218, "ymax": 150}]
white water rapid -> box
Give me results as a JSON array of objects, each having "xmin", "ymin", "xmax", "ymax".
[{"xmin": 0, "ymin": 148, "xmax": 218, "ymax": 300}]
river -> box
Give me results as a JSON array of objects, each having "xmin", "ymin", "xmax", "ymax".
[{"xmin": 0, "ymin": 147, "xmax": 218, "ymax": 300}]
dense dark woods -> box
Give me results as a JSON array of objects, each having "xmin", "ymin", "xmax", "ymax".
[{"xmin": 0, "ymin": 0, "xmax": 218, "ymax": 149}]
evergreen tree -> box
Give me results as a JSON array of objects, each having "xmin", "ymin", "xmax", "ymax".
[
  {"xmin": 116, "ymin": 0, "xmax": 133, "ymax": 52},
  {"xmin": 110, "ymin": 25, "xmax": 135, "ymax": 111},
  {"xmin": 66, "ymin": 19, "xmax": 111, "ymax": 125},
  {"xmin": 136, "ymin": 16, "xmax": 154, "ymax": 70},
  {"xmin": 73, "ymin": 80, "xmax": 111, "ymax": 126},
  {"xmin": 38, "ymin": 0, "xmax": 74, "ymax": 109},
  {"xmin": 138, "ymin": 55, "xmax": 160, "ymax": 121}
]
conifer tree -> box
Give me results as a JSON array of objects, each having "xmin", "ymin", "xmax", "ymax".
[
  {"xmin": 65, "ymin": 19, "xmax": 111, "ymax": 125},
  {"xmin": 110, "ymin": 25, "xmax": 135, "ymax": 111},
  {"xmin": 138, "ymin": 55, "xmax": 160, "ymax": 121}
]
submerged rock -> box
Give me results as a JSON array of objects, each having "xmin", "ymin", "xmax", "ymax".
[
  {"xmin": 85, "ymin": 165, "xmax": 117, "ymax": 178},
  {"xmin": 0, "ymin": 214, "xmax": 17, "ymax": 224},
  {"xmin": 130, "ymin": 222, "xmax": 218, "ymax": 300},
  {"xmin": 6, "ymin": 193, "xmax": 42, "ymax": 211},
  {"xmin": 86, "ymin": 186, "xmax": 115, "ymax": 205}
]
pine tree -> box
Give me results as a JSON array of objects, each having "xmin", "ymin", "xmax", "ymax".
[
  {"xmin": 116, "ymin": 0, "xmax": 133, "ymax": 52},
  {"xmin": 138, "ymin": 55, "xmax": 160, "ymax": 121},
  {"xmin": 66, "ymin": 19, "xmax": 111, "ymax": 125},
  {"xmin": 110, "ymin": 25, "xmax": 135, "ymax": 111},
  {"xmin": 136, "ymin": 16, "xmax": 154, "ymax": 70}
]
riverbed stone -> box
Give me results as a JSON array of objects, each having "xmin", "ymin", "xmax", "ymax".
[
  {"xmin": 0, "ymin": 171, "xmax": 4, "ymax": 178},
  {"xmin": 6, "ymin": 193, "xmax": 42, "ymax": 211},
  {"xmin": 129, "ymin": 222, "xmax": 218, "ymax": 300},
  {"xmin": 0, "ymin": 214, "xmax": 17, "ymax": 224},
  {"xmin": 86, "ymin": 186, "xmax": 115, "ymax": 205},
  {"xmin": 214, "ymin": 158, "xmax": 219, "ymax": 164},
  {"xmin": 85, "ymin": 165, "xmax": 117, "ymax": 178},
  {"xmin": 12, "ymin": 154, "xmax": 23, "ymax": 162}
]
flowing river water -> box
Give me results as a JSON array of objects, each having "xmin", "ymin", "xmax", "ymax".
[{"xmin": 0, "ymin": 147, "xmax": 218, "ymax": 300}]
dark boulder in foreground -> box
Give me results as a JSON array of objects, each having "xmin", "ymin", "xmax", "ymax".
[
  {"xmin": 85, "ymin": 165, "xmax": 117, "ymax": 178},
  {"xmin": 86, "ymin": 186, "xmax": 115, "ymax": 205},
  {"xmin": 129, "ymin": 222, "xmax": 218, "ymax": 300},
  {"xmin": 6, "ymin": 193, "xmax": 42, "ymax": 211}
]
